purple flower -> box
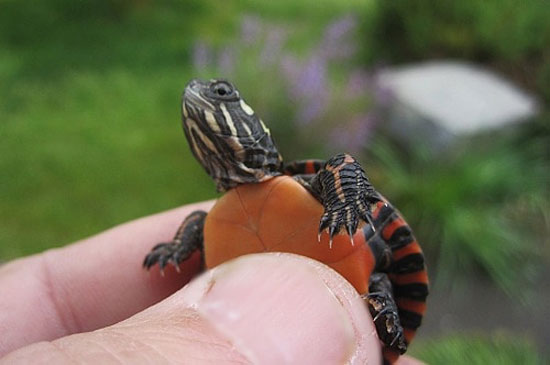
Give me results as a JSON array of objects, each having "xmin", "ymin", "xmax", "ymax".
[
  {"xmin": 195, "ymin": 12, "xmax": 379, "ymax": 152},
  {"xmin": 345, "ymin": 70, "xmax": 371, "ymax": 98},
  {"xmin": 290, "ymin": 56, "xmax": 328, "ymax": 99},
  {"xmin": 297, "ymin": 97, "xmax": 325, "ymax": 125},
  {"xmin": 218, "ymin": 46, "xmax": 235, "ymax": 75},
  {"xmin": 192, "ymin": 41, "xmax": 211, "ymax": 71},
  {"xmin": 240, "ymin": 15, "xmax": 262, "ymax": 45},
  {"xmin": 319, "ymin": 15, "xmax": 357, "ymax": 60},
  {"xmin": 260, "ymin": 27, "xmax": 286, "ymax": 66},
  {"xmin": 329, "ymin": 113, "xmax": 377, "ymax": 153},
  {"xmin": 284, "ymin": 55, "xmax": 327, "ymax": 99},
  {"xmin": 324, "ymin": 15, "xmax": 357, "ymax": 45},
  {"xmin": 280, "ymin": 55, "xmax": 300, "ymax": 87},
  {"xmin": 282, "ymin": 55, "xmax": 330, "ymax": 125}
]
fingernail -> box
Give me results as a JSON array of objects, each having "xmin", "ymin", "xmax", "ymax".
[{"xmin": 181, "ymin": 253, "xmax": 380, "ymax": 364}]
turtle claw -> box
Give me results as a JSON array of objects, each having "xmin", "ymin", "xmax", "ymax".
[
  {"xmin": 318, "ymin": 218, "xmax": 344, "ymax": 248},
  {"xmin": 346, "ymin": 220, "xmax": 357, "ymax": 245},
  {"xmin": 314, "ymin": 153, "xmax": 381, "ymax": 246},
  {"xmin": 143, "ymin": 241, "xmax": 187, "ymax": 272},
  {"xmin": 362, "ymin": 210, "xmax": 375, "ymax": 233},
  {"xmin": 318, "ymin": 213, "xmax": 331, "ymax": 235},
  {"xmin": 390, "ymin": 332, "xmax": 404, "ymax": 348},
  {"xmin": 328, "ymin": 225, "xmax": 338, "ymax": 240},
  {"xmin": 317, "ymin": 201, "xmax": 375, "ymax": 247},
  {"xmin": 366, "ymin": 291, "xmax": 407, "ymax": 354},
  {"xmin": 372, "ymin": 307, "xmax": 390, "ymax": 322}
]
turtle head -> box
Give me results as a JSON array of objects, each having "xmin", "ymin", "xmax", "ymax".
[{"xmin": 182, "ymin": 79, "xmax": 283, "ymax": 191}]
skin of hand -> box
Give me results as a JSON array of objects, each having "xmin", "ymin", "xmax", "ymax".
[{"xmin": 0, "ymin": 202, "xmax": 421, "ymax": 364}]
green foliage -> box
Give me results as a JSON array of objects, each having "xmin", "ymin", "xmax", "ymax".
[
  {"xmin": 367, "ymin": 131, "xmax": 548, "ymax": 296},
  {"xmin": 369, "ymin": 0, "xmax": 550, "ymax": 103},
  {"xmin": 0, "ymin": 69, "xmax": 217, "ymax": 257},
  {"xmin": 411, "ymin": 332, "xmax": 545, "ymax": 365},
  {"xmin": 370, "ymin": 0, "xmax": 550, "ymax": 61},
  {"xmin": 364, "ymin": 0, "xmax": 550, "ymax": 298},
  {"xmin": 0, "ymin": 0, "xmax": 208, "ymax": 78},
  {"xmin": 0, "ymin": 0, "xmax": 222, "ymax": 258}
]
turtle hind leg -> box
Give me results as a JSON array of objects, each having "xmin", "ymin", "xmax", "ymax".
[
  {"xmin": 143, "ymin": 210, "xmax": 207, "ymax": 272},
  {"xmin": 363, "ymin": 272, "xmax": 407, "ymax": 363}
]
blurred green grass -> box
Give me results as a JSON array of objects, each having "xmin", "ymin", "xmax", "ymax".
[
  {"xmin": 0, "ymin": 0, "xmax": 229, "ymax": 257},
  {"xmin": 367, "ymin": 133, "xmax": 548, "ymax": 296},
  {"xmin": 410, "ymin": 332, "xmax": 546, "ymax": 365},
  {"xmin": 1, "ymin": 69, "xmax": 216, "ymax": 256}
]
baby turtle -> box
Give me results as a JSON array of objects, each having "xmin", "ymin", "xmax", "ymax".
[{"xmin": 144, "ymin": 79, "xmax": 428, "ymax": 364}]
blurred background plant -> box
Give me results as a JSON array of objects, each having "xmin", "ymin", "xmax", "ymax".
[
  {"xmin": 1, "ymin": 0, "xmax": 548, "ymax": 362},
  {"xmin": 410, "ymin": 331, "xmax": 545, "ymax": 365},
  {"xmin": 190, "ymin": 14, "xmax": 381, "ymax": 158}
]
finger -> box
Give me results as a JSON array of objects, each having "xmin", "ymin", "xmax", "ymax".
[
  {"xmin": 0, "ymin": 201, "xmax": 215, "ymax": 356},
  {"xmin": 2, "ymin": 254, "xmax": 381, "ymax": 364}
]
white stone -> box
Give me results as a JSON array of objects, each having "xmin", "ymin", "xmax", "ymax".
[{"xmin": 377, "ymin": 61, "xmax": 538, "ymax": 139}]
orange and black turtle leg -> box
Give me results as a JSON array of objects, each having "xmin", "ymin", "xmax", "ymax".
[
  {"xmin": 287, "ymin": 154, "xmax": 428, "ymax": 363},
  {"xmin": 143, "ymin": 210, "xmax": 207, "ymax": 272},
  {"xmin": 364, "ymin": 273, "xmax": 407, "ymax": 364},
  {"xmin": 308, "ymin": 153, "xmax": 380, "ymax": 242},
  {"xmin": 283, "ymin": 159, "xmax": 325, "ymax": 176},
  {"xmin": 370, "ymin": 201, "xmax": 429, "ymax": 363},
  {"xmin": 364, "ymin": 230, "xmax": 407, "ymax": 363},
  {"xmin": 378, "ymin": 203, "xmax": 429, "ymax": 340}
]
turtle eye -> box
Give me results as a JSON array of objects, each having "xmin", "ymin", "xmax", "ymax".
[{"xmin": 211, "ymin": 82, "xmax": 233, "ymax": 97}]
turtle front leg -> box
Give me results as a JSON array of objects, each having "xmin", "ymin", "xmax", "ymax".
[
  {"xmin": 282, "ymin": 159, "xmax": 325, "ymax": 176},
  {"xmin": 143, "ymin": 210, "xmax": 207, "ymax": 272},
  {"xmin": 309, "ymin": 153, "xmax": 381, "ymax": 242}
]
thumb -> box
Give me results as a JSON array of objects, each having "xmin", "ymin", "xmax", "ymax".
[{"xmin": 1, "ymin": 253, "xmax": 381, "ymax": 364}]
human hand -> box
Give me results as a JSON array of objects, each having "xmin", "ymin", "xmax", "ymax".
[{"xmin": 0, "ymin": 202, "xmax": 420, "ymax": 364}]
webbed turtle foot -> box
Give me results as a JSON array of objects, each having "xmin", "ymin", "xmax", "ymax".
[
  {"xmin": 143, "ymin": 210, "xmax": 207, "ymax": 273},
  {"xmin": 364, "ymin": 273, "xmax": 408, "ymax": 355},
  {"xmin": 143, "ymin": 241, "xmax": 191, "ymax": 273},
  {"xmin": 315, "ymin": 153, "xmax": 381, "ymax": 245},
  {"xmin": 318, "ymin": 197, "xmax": 377, "ymax": 246},
  {"xmin": 365, "ymin": 291, "xmax": 407, "ymax": 354}
]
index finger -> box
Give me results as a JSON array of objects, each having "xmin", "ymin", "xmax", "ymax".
[{"xmin": 0, "ymin": 200, "xmax": 215, "ymax": 356}]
